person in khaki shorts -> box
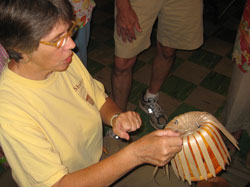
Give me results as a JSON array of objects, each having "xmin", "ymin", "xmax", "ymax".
[{"xmin": 112, "ymin": 0, "xmax": 203, "ymax": 129}]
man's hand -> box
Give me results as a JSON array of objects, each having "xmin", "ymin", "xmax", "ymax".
[{"xmin": 116, "ymin": 0, "xmax": 142, "ymax": 43}]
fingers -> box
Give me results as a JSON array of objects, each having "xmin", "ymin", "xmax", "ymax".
[
  {"xmin": 117, "ymin": 26, "xmax": 135, "ymax": 43},
  {"xmin": 134, "ymin": 22, "xmax": 142, "ymax": 33},
  {"xmin": 112, "ymin": 111, "xmax": 142, "ymax": 140},
  {"xmin": 120, "ymin": 28, "xmax": 128, "ymax": 43},
  {"xmin": 115, "ymin": 131, "xmax": 130, "ymax": 141},
  {"xmin": 154, "ymin": 129, "xmax": 182, "ymax": 137},
  {"xmin": 155, "ymin": 130, "xmax": 183, "ymax": 148},
  {"xmin": 131, "ymin": 130, "xmax": 183, "ymax": 166},
  {"xmin": 116, "ymin": 8, "xmax": 141, "ymax": 43},
  {"xmin": 127, "ymin": 25, "xmax": 136, "ymax": 41},
  {"xmin": 115, "ymin": 111, "xmax": 141, "ymax": 132}
]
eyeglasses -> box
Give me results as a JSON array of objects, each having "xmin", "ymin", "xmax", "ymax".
[{"xmin": 40, "ymin": 21, "xmax": 78, "ymax": 48}]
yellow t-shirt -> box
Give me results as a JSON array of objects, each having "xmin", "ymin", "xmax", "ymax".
[{"xmin": 0, "ymin": 54, "xmax": 106, "ymax": 186}]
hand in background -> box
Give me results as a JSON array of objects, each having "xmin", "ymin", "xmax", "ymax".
[{"xmin": 116, "ymin": 0, "xmax": 142, "ymax": 43}]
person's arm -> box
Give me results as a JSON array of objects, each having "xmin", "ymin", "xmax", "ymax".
[
  {"xmin": 53, "ymin": 129, "xmax": 183, "ymax": 187},
  {"xmin": 115, "ymin": 0, "xmax": 142, "ymax": 43},
  {"xmin": 53, "ymin": 97, "xmax": 183, "ymax": 187}
]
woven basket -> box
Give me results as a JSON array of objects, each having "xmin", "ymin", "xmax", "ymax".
[{"xmin": 165, "ymin": 111, "xmax": 239, "ymax": 185}]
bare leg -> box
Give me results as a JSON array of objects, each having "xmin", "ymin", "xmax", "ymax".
[
  {"xmin": 112, "ymin": 56, "xmax": 137, "ymax": 111},
  {"xmin": 148, "ymin": 41, "xmax": 176, "ymax": 94}
]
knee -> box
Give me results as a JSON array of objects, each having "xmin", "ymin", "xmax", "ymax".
[
  {"xmin": 157, "ymin": 42, "xmax": 176, "ymax": 60},
  {"xmin": 114, "ymin": 56, "xmax": 136, "ymax": 73}
]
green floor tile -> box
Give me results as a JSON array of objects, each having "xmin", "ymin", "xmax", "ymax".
[
  {"xmin": 128, "ymin": 80, "xmax": 147, "ymax": 105},
  {"xmin": 104, "ymin": 39, "xmax": 115, "ymax": 49},
  {"xmin": 98, "ymin": 2, "xmax": 115, "ymax": 15},
  {"xmin": 150, "ymin": 26, "xmax": 157, "ymax": 47},
  {"xmin": 105, "ymin": 89, "xmax": 111, "ymax": 96},
  {"xmin": 133, "ymin": 60, "xmax": 146, "ymax": 73},
  {"xmin": 188, "ymin": 49, "xmax": 222, "ymax": 69},
  {"xmin": 238, "ymin": 130, "xmax": 250, "ymax": 159},
  {"xmin": 200, "ymin": 71, "xmax": 231, "ymax": 96},
  {"xmin": 91, "ymin": 24, "xmax": 113, "ymax": 42},
  {"xmin": 214, "ymin": 104, "xmax": 225, "ymax": 119},
  {"xmin": 170, "ymin": 56, "xmax": 185, "ymax": 73},
  {"xmin": 0, "ymin": 165, "xmax": 5, "ymax": 176},
  {"xmin": 161, "ymin": 75, "xmax": 196, "ymax": 101},
  {"xmin": 168, "ymin": 103, "xmax": 199, "ymax": 121},
  {"xmin": 226, "ymin": 47, "xmax": 233, "ymax": 59},
  {"xmin": 87, "ymin": 39, "xmax": 99, "ymax": 52},
  {"xmin": 87, "ymin": 59, "xmax": 105, "ymax": 75},
  {"xmin": 130, "ymin": 107, "xmax": 155, "ymax": 139},
  {"xmin": 103, "ymin": 124, "xmax": 111, "ymax": 137},
  {"xmin": 214, "ymin": 27, "xmax": 237, "ymax": 44},
  {"xmin": 101, "ymin": 17, "xmax": 114, "ymax": 31},
  {"xmin": 107, "ymin": 63, "xmax": 113, "ymax": 69}
]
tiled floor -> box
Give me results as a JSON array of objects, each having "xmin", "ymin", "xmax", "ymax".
[{"xmin": 1, "ymin": 0, "xmax": 250, "ymax": 186}]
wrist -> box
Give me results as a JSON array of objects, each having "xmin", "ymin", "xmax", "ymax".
[
  {"xmin": 110, "ymin": 113, "xmax": 120, "ymax": 127},
  {"xmin": 126, "ymin": 142, "xmax": 144, "ymax": 166},
  {"xmin": 116, "ymin": 0, "xmax": 131, "ymax": 10}
]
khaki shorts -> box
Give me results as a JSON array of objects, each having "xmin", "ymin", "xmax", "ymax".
[{"xmin": 114, "ymin": 0, "xmax": 204, "ymax": 58}]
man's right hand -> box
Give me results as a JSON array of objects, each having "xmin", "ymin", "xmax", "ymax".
[{"xmin": 116, "ymin": 0, "xmax": 142, "ymax": 43}]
